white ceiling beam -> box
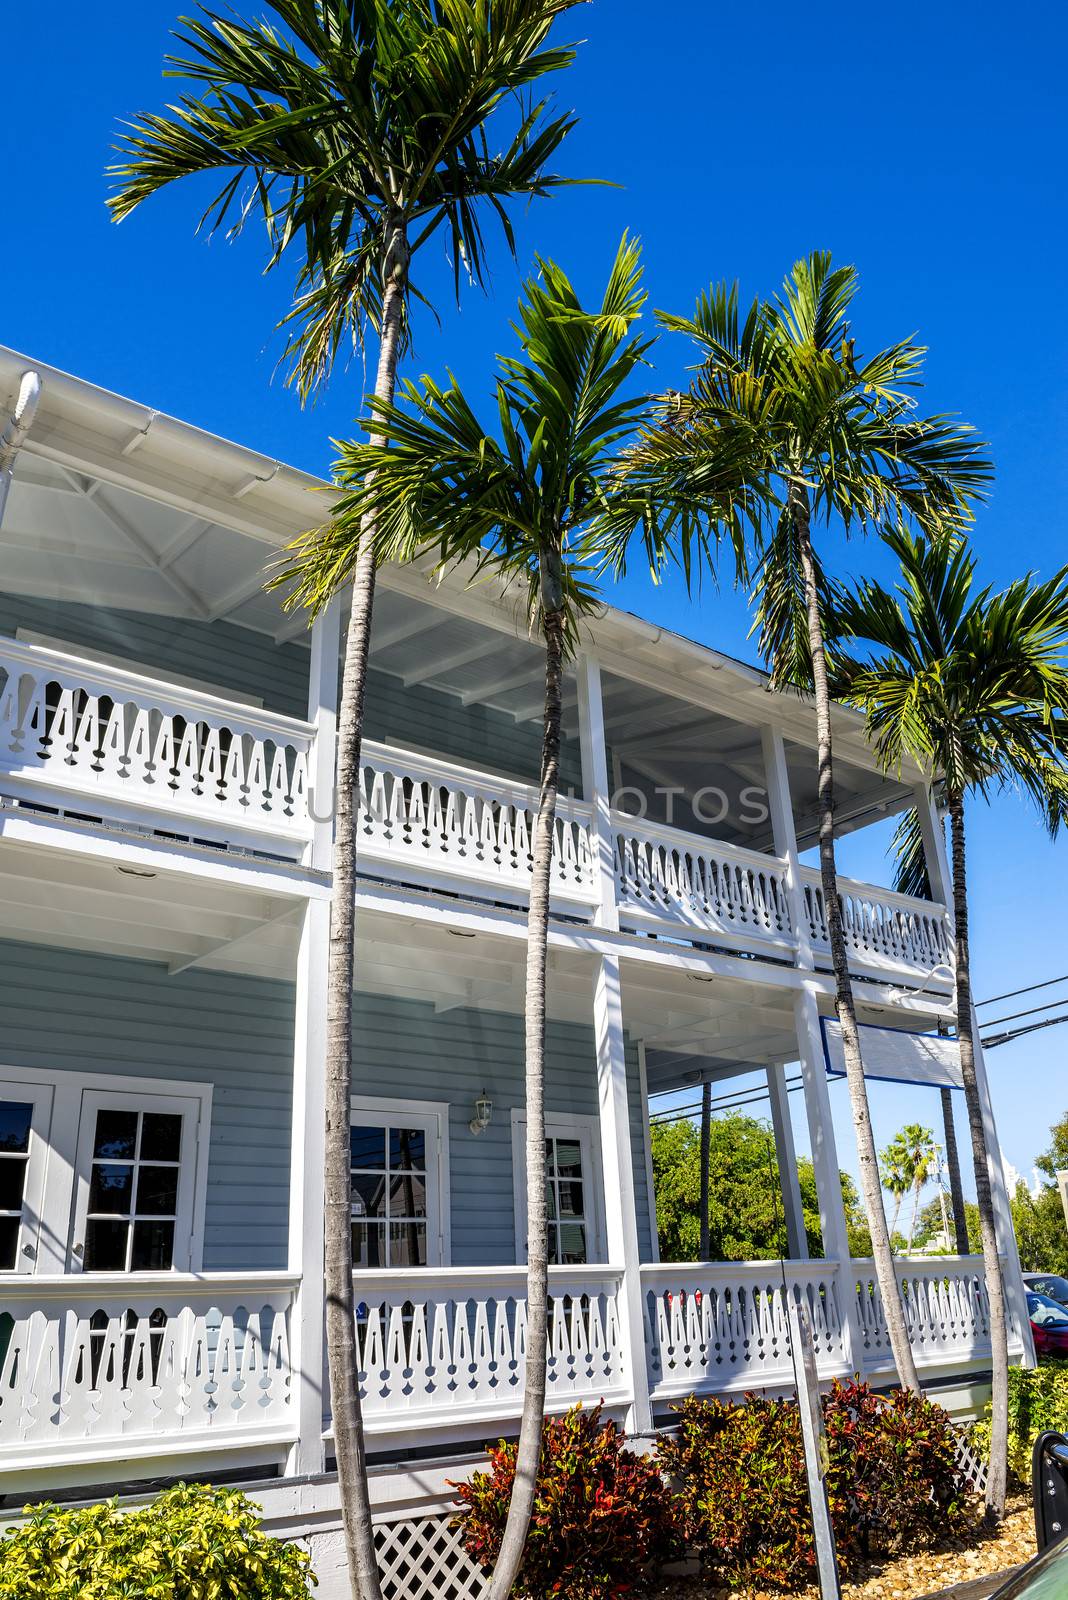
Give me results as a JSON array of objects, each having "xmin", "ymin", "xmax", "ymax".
[
  {"xmin": 460, "ymin": 658, "xmax": 542, "ymax": 708},
  {"xmin": 208, "ymin": 565, "xmax": 276, "ymax": 623},
  {"xmin": 158, "ymin": 514, "xmax": 214, "ymax": 570},
  {"xmin": 508, "ymin": 679, "xmax": 579, "ymax": 723},
  {"xmin": 372, "ymin": 609, "xmax": 444, "ymax": 655},
  {"xmin": 168, "ymin": 902, "xmax": 302, "ymax": 977},
  {"xmin": 66, "ymin": 473, "xmax": 212, "ymax": 621},
  {"xmin": 400, "ymin": 635, "xmax": 503, "ymax": 689},
  {"xmin": 274, "ymin": 609, "xmax": 314, "ymax": 645}
]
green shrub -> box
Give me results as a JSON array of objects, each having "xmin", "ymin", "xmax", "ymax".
[
  {"xmin": 973, "ymin": 1358, "xmax": 1068, "ymax": 1483},
  {"xmin": 0, "ymin": 1483, "xmax": 313, "ymax": 1600},
  {"xmin": 452, "ymin": 1403, "xmax": 679, "ymax": 1599},
  {"xmin": 657, "ymin": 1380, "xmax": 966, "ymax": 1590}
]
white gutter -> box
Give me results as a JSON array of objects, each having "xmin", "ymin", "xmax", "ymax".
[{"xmin": 0, "ymin": 369, "xmax": 42, "ymax": 527}]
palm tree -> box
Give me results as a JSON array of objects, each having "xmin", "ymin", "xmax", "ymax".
[
  {"xmin": 879, "ymin": 1130, "xmax": 913, "ymax": 1244},
  {"xmin": 833, "ymin": 523, "xmax": 1068, "ymax": 1517},
  {"xmin": 109, "ymin": 8, "xmax": 584, "ymax": 1595},
  {"xmin": 614, "ymin": 254, "xmax": 992, "ymax": 1394},
  {"xmin": 897, "ymin": 1123, "xmax": 939, "ymax": 1253},
  {"xmin": 276, "ymin": 236, "xmax": 659, "ymax": 1598}
]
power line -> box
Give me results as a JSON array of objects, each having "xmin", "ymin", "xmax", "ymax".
[
  {"xmin": 980, "ymin": 995, "xmax": 1068, "ymax": 1030},
  {"xmin": 976, "ymin": 972, "xmax": 1068, "ymax": 1009},
  {"xmin": 983, "ymin": 1012, "xmax": 1068, "ymax": 1050}
]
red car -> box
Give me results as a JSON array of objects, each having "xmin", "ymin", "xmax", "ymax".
[{"xmin": 1027, "ymin": 1291, "xmax": 1068, "ymax": 1358}]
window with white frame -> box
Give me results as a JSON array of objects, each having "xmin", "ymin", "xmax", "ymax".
[
  {"xmin": 511, "ymin": 1111, "xmax": 604, "ymax": 1265},
  {"xmin": 0, "ymin": 1066, "xmax": 210, "ymax": 1275},
  {"xmin": 349, "ymin": 1099, "xmax": 449, "ymax": 1268}
]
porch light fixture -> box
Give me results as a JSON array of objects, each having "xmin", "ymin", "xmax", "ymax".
[{"xmin": 469, "ymin": 1090, "xmax": 493, "ymax": 1136}]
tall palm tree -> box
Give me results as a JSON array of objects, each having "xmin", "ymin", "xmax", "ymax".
[
  {"xmin": 614, "ymin": 254, "xmax": 992, "ymax": 1393},
  {"xmin": 897, "ymin": 1122, "xmax": 939, "ymax": 1253},
  {"xmin": 833, "ymin": 524, "xmax": 1068, "ymax": 1517},
  {"xmin": 879, "ymin": 1130, "xmax": 913, "ymax": 1243},
  {"xmin": 110, "ymin": 8, "xmax": 584, "ymax": 1595},
  {"xmin": 277, "ymin": 236, "xmax": 660, "ymax": 1598}
]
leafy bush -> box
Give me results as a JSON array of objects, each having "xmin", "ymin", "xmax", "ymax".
[
  {"xmin": 453, "ymin": 1403, "xmax": 679, "ymax": 1598},
  {"xmin": 973, "ymin": 1358, "xmax": 1068, "ymax": 1483},
  {"xmin": 0, "ymin": 1483, "xmax": 313, "ymax": 1600},
  {"xmin": 657, "ymin": 1380, "xmax": 966, "ymax": 1590}
]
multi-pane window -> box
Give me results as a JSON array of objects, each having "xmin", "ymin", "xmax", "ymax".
[
  {"xmin": 544, "ymin": 1137, "xmax": 588, "ymax": 1265},
  {"xmin": 350, "ymin": 1123, "xmax": 429, "ymax": 1268},
  {"xmin": 0, "ymin": 1101, "xmax": 33, "ymax": 1271},
  {"xmin": 83, "ymin": 1109, "xmax": 183, "ymax": 1272}
]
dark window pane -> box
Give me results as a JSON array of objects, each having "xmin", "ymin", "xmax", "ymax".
[
  {"xmin": 543, "ymin": 1139, "xmax": 555, "ymax": 1177},
  {"xmin": 350, "ymin": 1126, "xmax": 386, "ymax": 1169},
  {"xmin": 0, "ymin": 1215, "xmax": 18, "ymax": 1270},
  {"xmin": 88, "ymin": 1164, "xmax": 134, "ymax": 1215},
  {"xmin": 140, "ymin": 1113, "xmax": 182, "ymax": 1163},
  {"xmin": 555, "ymin": 1141, "xmax": 583, "ymax": 1179},
  {"xmin": 390, "ymin": 1128, "xmax": 425, "ymax": 1171},
  {"xmin": 546, "ymin": 1181, "xmax": 557, "ymax": 1220},
  {"xmin": 389, "ymin": 1221, "xmax": 427, "ymax": 1267},
  {"xmin": 131, "ymin": 1219, "xmax": 175, "ymax": 1271},
  {"xmin": 546, "ymin": 1227, "xmax": 560, "ymax": 1266},
  {"xmin": 84, "ymin": 1218, "xmax": 129, "ymax": 1271},
  {"xmin": 93, "ymin": 1110, "xmax": 138, "ymax": 1161},
  {"xmin": 0, "ymin": 1102, "xmax": 32, "ymax": 1155},
  {"xmin": 389, "ymin": 1175, "xmax": 427, "ymax": 1218},
  {"xmin": 0, "ymin": 1158, "xmax": 27, "ymax": 1212},
  {"xmin": 558, "ymin": 1182, "xmax": 585, "ymax": 1219},
  {"xmin": 351, "ymin": 1173, "xmax": 387, "ymax": 1219},
  {"xmin": 135, "ymin": 1165, "xmax": 179, "ymax": 1216},
  {"xmin": 352, "ymin": 1221, "xmax": 386, "ymax": 1268},
  {"xmin": 558, "ymin": 1223, "xmax": 587, "ymax": 1264}
]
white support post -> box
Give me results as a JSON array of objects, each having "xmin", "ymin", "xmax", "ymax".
[
  {"xmin": 576, "ymin": 654, "xmax": 619, "ymax": 932},
  {"xmin": 593, "ymin": 953, "xmax": 653, "ymax": 1433},
  {"xmin": 761, "ymin": 726, "xmax": 813, "ymax": 964},
  {"xmin": 286, "ymin": 604, "xmax": 339, "ymax": 1477},
  {"xmin": 636, "ymin": 1042, "xmax": 660, "ymax": 1264},
  {"xmin": 912, "ymin": 783, "xmax": 1036, "ymax": 1365},
  {"xmin": 767, "ymin": 1062, "xmax": 808, "ymax": 1260}
]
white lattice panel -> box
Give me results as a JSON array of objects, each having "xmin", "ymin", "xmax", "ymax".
[{"xmin": 374, "ymin": 1515, "xmax": 486, "ymax": 1600}]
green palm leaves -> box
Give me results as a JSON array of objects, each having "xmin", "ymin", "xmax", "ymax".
[
  {"xmin": 275, "ymin": 234, "xmax": 656, "ymax": 642},
  {"xmin": 835, "ymin": 526, "xmax": 1068, "ymax": 817},
  {"xmin": 109, "ymin": 0, "xmax": 584, "ymax": 394}
]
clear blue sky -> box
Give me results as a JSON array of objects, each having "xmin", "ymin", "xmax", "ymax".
[{"xmin": 3, "ymin": 1, "xmax": 1067, "ymax": 1198}]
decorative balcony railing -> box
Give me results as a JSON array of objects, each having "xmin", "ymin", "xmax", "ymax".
[
  {"xmin": 641, "ymin": 1261, "xmax": 850, "ymax": 1400},
  {"xmin": 0, "ymin": 639, "xmax": 315, "ymax": 856},
  {"xmin": 801, "ymin": 868, "xmax": 952, "ymax": 979},
  {"xmin": 351, "ymin": 1264, "xmax": 628, "ymax": 1436},
  {"xmin": 0, "ymin": 1272, "xmax": 298, "ymax": 1473},
  {"xmin": 356, "ymin": 741, "xmax": 596, "ymax": 907},
  {"xmin": 614, "ymin": 817, "xmax": 793, "ymax": 953},
  {"xmin": 850, "ymin": 1256, "xmax": 1007, "ymax": 1372}
]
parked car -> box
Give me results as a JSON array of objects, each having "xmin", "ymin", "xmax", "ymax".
[
  {"xmin": 989, "ymin": 1532, "xmax": 1068, "ymax": 1598},
  {"xmin": 1023, "ymin": 1272, "xmax": 1068, "ymax": 1307},
  {"xmin": 1027, "ymin": 1291, "xmax": 1068, "ymax": 1358}
]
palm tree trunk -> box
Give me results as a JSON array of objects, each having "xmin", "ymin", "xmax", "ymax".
[
  {"xmin": 906, "ymin": 1183, "xmax": 920, "ymax": 1253},
  {"xmin": 948, "ymin": 790, "xmax": 1009, "ymax": 1520},
  {"xmin": 941, "ymin": 1085, "xmax": 971, "ymax": 1254},
  {"xmin": 699, "ymin": 1078, "xmax": 711, "ymax": 1260},
  {"xmin": 487, "ymin": 592, "xmax": 565, "ymax": 1600},
  {"xmin": 890, "ymin": 1191, "xmax": 903, "ymax": 1241},
  {"xmin": 325, "ymin": 216, "xmax": 409, "ymax": 1600},
  {"xmin": 792, "ymin": 484, "xmax": 921, "ymax": 1393}
]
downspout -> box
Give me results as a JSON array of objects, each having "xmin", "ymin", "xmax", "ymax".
[{"xmin": 0, "ymin": 370, "xmax": 42, "ymax": 527}]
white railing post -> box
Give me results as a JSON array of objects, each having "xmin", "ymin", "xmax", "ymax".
[
  {"xmin": 766, "ymin": 1062, "xmax": 808, "ymax": 1260},
  {"xmin": 286, "ymin": 602, "xmax": 339, "ymax": 1476},
  {"xmin": 763, "ymin": 725, "xmax": 862, "ymax": 1372},
  {"xmin": 912, "ymin": 782, "xmax": 1036, "ymax": 1367},
  {"xmin": 592, "ymin": 953, "xmax": 653, "ymax": 1433}
]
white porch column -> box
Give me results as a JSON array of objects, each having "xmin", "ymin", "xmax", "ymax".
[
  {"xmin": 763, "ymin": 725, "xmax": 861, "ymax": 1366},
  {"xmin": 593, "ymin": 953, "xmax": 653, "ymax": 1432},
  {"xmin": 766, "ymin": 1063, "xmax": 808, "ymax": 1260},
  {"xmin": 576, "ymin": 653, "xmax": 651, "ymax": 1425},
  {"xmin": 575, "ymin": 653, "xmax": 619, "ymax": 932},
  {"xmin": 912, "ymin": 783, "xmax": 1036, "ymax": 1365},
  {"xmin": 286, "ymin": 601, "xmax": 340, "ymax": 1476}
]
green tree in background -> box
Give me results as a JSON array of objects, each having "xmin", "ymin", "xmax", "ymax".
[
  {"xmin": 1011, "ymin": 1109, "xmax": 1068, "ymax": 1275},
  {"xmin": 650, "ymin": 1113, "xmax": 870, "ymax": 1262}
]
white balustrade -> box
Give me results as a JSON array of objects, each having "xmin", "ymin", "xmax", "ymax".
[
  {"xmin": 352, "ymin": 1265, "xmax": 628, "ymax": 1432},
  {"xmin": 357, "ymin": 741, "xmax": 596, "ymax": 905},
  {"xmin": 615, "ymin": 818, "xmax": 792, "ymax": 949},
  {"xmin": 850, "ymin": 1256, "xmax": 995, "ymax": 1372},
  {"xmin": 0, "ymin": 639, "xmax": 314, "ymax": 852},
  {"xmin": 0, "ymin": 1272, "xmax": 298, "ymax": 1469},
  {"xmin": 801, "ymin": 868, "xmax": 952, "ymax": 977},
  {"xmin": 642, "ymin": 1261, "xmax": 849, "ymax": 1400}
]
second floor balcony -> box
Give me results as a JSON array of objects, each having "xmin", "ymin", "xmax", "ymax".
[{"xmin": 0, "ymin": 633, "xmax": 953, "ymax": 990}]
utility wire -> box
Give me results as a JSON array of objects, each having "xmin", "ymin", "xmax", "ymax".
[
  {"xmin": 980, "ymin": 995, "xmax": 1068, "ymax": 1030},
  {"xmin": 983, "ymin": 1012, "xmax": 1068, "ymax": 1050},
  {"xmin": 975, "ymin": 972, "xmax": 1068, "ymax": 1009}
]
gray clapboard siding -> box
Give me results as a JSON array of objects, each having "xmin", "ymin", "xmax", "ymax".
[
  {"xmin": 0, "ymin": 592, "xmax": 583, "ymax": 791},
  {"xmin": 0, "ymin": 938, "xmax": 295, "ymax": 1270}
]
